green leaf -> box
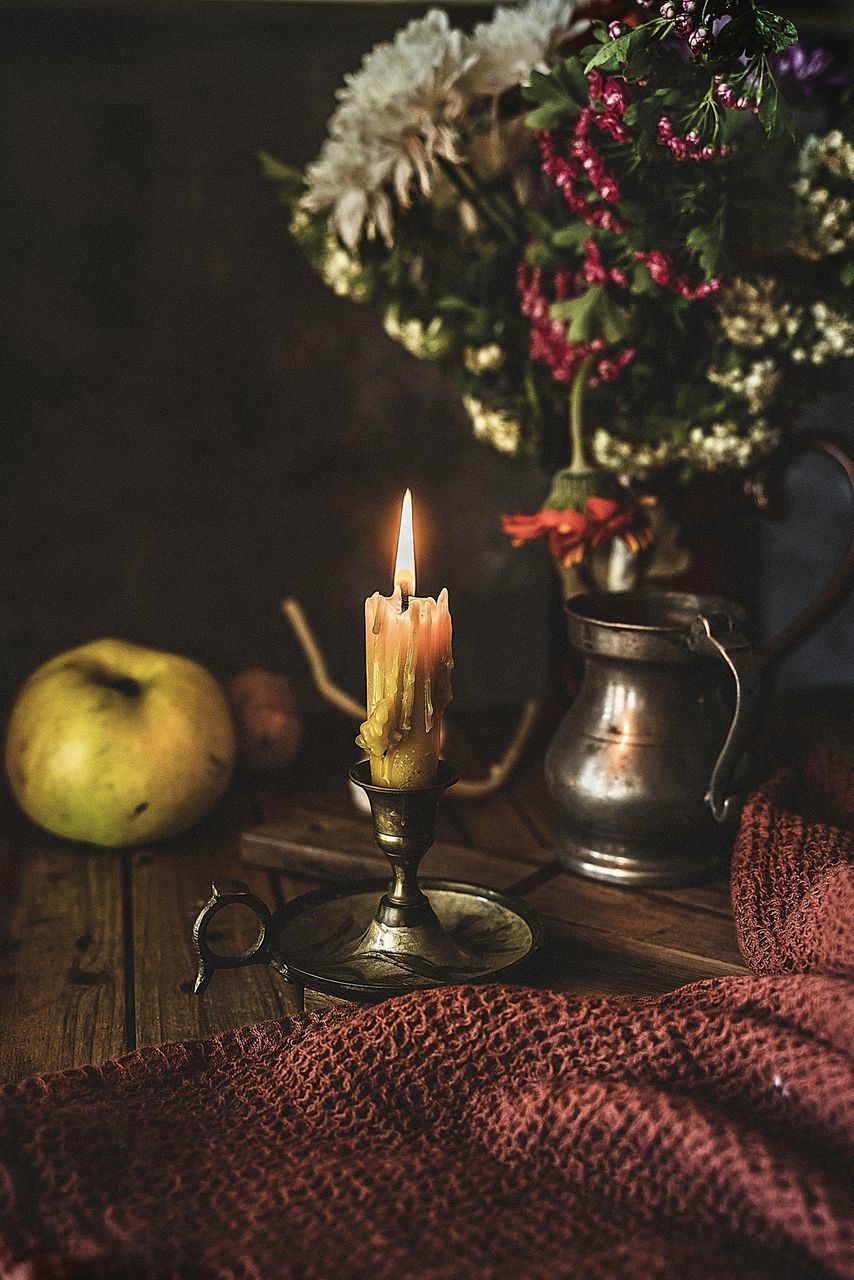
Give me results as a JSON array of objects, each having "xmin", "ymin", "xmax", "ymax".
[
  {"xmin": 686, "ymin": 210, "xmax": 725, "ymax": 278},
  {"xmin": 600, "ymin": 295, "xmax": 630, "ymax": 345},
  {"xmin": 526, "ymin": 211, "xmax": 555, "ymax": 241},
  {"xmin": 551, "ymin": 222, "xmax": 591, "ymax": 250},
  {"xmin": 584, "ymin": 24, "xmax": 659, "ymax": 75},
  {"xmin": 584, "ymin": 31, "xmax": 633, "ymax": 72},
  {"xmin": 840, "ymin": 260, "xmax": 854, "ymax": 289},
  {"xmin": 435, "ymin": 296, "xmax": 477, "ymax": 314},
  {"xmin": 561, "ymin": 57, "xmax": 593, "ymax": 103},
  {"xmin": 550, "ymin": 286, "xmax": 603, "ymax": 342},
  {"xmin": 258, "ymin": 151, "xmax": 305, "ymax": 196},
  {"xmin": 525, "ymin": 240, "xmax": 558, "ymax": 270},
  {"xmin": 758, "ymin": 83, "xmax": 795, "ymax": 140},
  {"xmin": 524, "ymin": 68, "xmax": 559, "ymax": 104},
  {"xmin": 630, "ymin": 263, "xmax": 658, "ymax": 296},
  {"xmin": 526, "ymin": 103, "xmax": 574, "ymax": 130},
  {"xmin": 754, "ymin": 8, "xmax": 798, "ymax": 53}
]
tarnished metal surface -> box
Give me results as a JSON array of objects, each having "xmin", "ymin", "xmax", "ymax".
[
  {"xmin": 547, "ymin": 589, "xmax": 759, "ymax": 887},
  {"xmin": 193, "ymin": 760, "xmax": 540, "ymax": 1003},
  {"xmin": 266, "ymin": 878, "xmax": 539, "ymax": 997}
]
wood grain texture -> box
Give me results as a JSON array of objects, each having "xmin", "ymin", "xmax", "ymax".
[
  {"xmin": 0, "ymin": 794, "xmax": 125, "ymax": 1084},
  {"xmin": 443, "ymin": 721, "xmax": 553, "ymax": 867},
  {"xmin": 241, "ymin": 804, "xmax": 537, "ymax": 893},
  {"xmin": 525, "ymin": 872, "xmax": 743, "ymax": 965},
  {"xmin": 131, "ymin": 786, "xmax": 301, "ymax": 1049},
  {"xmin": 530, "ymin": 913, "xmax": 747, "ymax": 997},
  {"xmin": 1, "ymin": 697, "xmax": 776, "ymax": 1081}
]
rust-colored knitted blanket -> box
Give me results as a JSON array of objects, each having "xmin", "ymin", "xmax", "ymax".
[{"xmin": 1, "ymin": 754, "xmax": 852, "ymax": 1280}]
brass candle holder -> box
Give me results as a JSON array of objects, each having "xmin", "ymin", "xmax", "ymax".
[{"xmin": 193, "ymin": 761, "xmax": 540, "ymax": 1005}]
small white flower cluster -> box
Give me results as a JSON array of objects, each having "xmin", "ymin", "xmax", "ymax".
[
  {"xmin": 382, "ymin": 306, "xmax": 451, "ymax": 359},
  {"xmin": 792, "ymin": 182, "xmax": 854, "ymax": 259},
  {"xmin": 678, "ymin": 420, "xmax": 779, "ymax": 471},
  {"xmin": 800, "ymin": 130, "xmax": 854, "ymax": 183},
  {"xmin": 592, "ymin": 419, "xmax": 779, "ymax": 477},
  {"xmin": 793, "ymin": 131, "xmax": 854, "ymax": 259},
  {"xmin": 715, "ymin": 277, "xmax": 801, "ymax": 349},
  {"xmin": 301, "ymin": 1, "xmax": 579, "ymax": 250},
  {"xmin": 463, "ymin": 343, "xmax": 506, "ymax": 373},
  {"xmin": 463, "ymin": 395, "xmax": 521, "ymax": 454},
  {"xmin": 592, "ymin": 431, "xmax": 672, "ymax": 476},
  {"xmin": 320, "ymin": 244, "xmax": 367, "ymax": 300},
  {"xmin": 290, "ymin": 208, "xmax": 368, "ymax": 299},
  {"xmin": 706, "ymin": 358, "xmax": 781, "ymax": 416},
  {"xmin": 791, "ymin": 302, "xmax": 854, "ymax": 365}
]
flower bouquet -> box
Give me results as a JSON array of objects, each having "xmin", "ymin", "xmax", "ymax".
[{"xmin": 264, "ymin": 0, "xmax": 852, "ymax": 586}]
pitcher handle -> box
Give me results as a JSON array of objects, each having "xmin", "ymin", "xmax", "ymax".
[
  {"xmin": 192, "ymin": 880, "xmax": 272, "ymax": 995},
  {"xmin": 689, "ymin": 614, "xmax": 760, "ymax": 824},
  {"xmin": 745, "ymin": 431, "xmax": 854, "ymax": 671}
]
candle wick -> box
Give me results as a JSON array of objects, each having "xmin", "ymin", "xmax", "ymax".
[{"xmin": 400, "ymin": 586, "xmax": 410, "ymax": 613}]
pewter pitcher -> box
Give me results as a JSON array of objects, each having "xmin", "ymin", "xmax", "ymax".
[
  {"xmin": 546, "ymin": 590, "xmax": 760, "ymax": 886},
  {"xmin": 546, "ymin": 433, "xmax": 854, "ymax": 887}
]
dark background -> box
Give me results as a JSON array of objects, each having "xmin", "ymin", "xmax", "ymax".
[{"xmin": 2, "ymin": 1, "xmax": 852, "ymax": 719}]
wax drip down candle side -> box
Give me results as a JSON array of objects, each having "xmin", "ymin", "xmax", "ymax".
[{"xmin": 356, "ymin": 490, "xmax": 453, "ymax": 788}]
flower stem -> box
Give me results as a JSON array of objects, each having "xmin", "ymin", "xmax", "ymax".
[
  {"xmin": 569, "ymin": 358, "xmax": 593, "ymax": 473},
  {"xmin": 435, "ymin": 156, "xmax": 517, "ymax": 246}
]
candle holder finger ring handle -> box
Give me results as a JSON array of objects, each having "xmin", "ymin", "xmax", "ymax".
[{"xmin": 192, "ymin": 881, "xmax": 272, "ymax": 994}]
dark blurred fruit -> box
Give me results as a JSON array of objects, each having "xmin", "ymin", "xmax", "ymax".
[{"xmin": 225, "ymin": 669, "xmax": 303, "ymax": 775}]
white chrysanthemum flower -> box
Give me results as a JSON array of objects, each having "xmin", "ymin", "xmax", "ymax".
[
  {"xmin": 465, "ymin": 0, "xmax": 584, "ymax": 97},
  {"xmin": 301, "ymin": 11, "xmax": 474, "ymax": 249}
]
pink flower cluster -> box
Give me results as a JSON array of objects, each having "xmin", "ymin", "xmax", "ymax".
[
  {"xmin": 518, "ymin": 263, "xmax": 636, "ymax": 386},
  {"xmin": 537, "ymin": 71, "xmax": 635, "ymax": 234},
  {"xmin": 580, "ymin": 238, "xmax": 629, "ymax": 290},
  {"xmin": 657, "ymin": 117, "xmax": 731, "ymax": 161},
  {"xmin": 521, "ymin": 69, "xmax": 726, "ymax": 386},
  {"xmin": 714, "ymin": 79, "xmax": 759, "ymax": 113},
  {"xmin": 635, "ymin": 249, "xmax": 720, "ymax": 300}
]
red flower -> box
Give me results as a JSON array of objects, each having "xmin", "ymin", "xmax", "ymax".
[
  {"xmin": 586, "ymin": 496, "xmax": 655, "ymax": 554},
  {"xmin": 502, "ymin": 496, "xmax": 654, "ymax": 566},
  {"xmin": 502, "ymin": 507, "xmax": 591, "ymax": 566}
]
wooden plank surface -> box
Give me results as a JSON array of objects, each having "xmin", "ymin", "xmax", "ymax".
[
  {"xmin": 0, "ymin": 699, "xmax": 765, "ymax": 1084},
  {"xmin": 528, "ymin": 914, "xmax": 746, "ymax": 997},
  {"xmin": 241, "ymin": 804, "xmax": 539, "ymax": 893},
  {"xmin": 525, "ymin": 873, "xmax": 744, "ymax": 971},
  {"xmin": 131, "ymin": 785, "xmax": 302, "ymax": 1049},
  {"xmin": 0, "ymin": 794, "xmax": 126, "ymax": 1084},
  {"xmin": 444, "ymin": 720, "xmax": 554, "ymax": 867}
]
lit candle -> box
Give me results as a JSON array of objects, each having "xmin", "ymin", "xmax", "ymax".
[{"xmin": 357, "ymin": 490, "xmax": 453, "ymax": 788}]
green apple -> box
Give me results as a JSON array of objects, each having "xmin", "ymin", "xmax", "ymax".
[{"xmin": 5, "ymin": 639, "xmax": 236, "ymax": 847}]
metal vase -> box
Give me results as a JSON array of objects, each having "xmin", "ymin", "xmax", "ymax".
[{"xmin": 545, "ymin": 589, "xmax": 760, "ymax": 887}]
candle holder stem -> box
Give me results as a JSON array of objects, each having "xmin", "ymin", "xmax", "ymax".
[{"xmin": 349, "ymin": 760, "xmax": 473, "ymax": 969}]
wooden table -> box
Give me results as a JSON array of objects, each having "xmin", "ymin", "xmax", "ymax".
[{"xmin": 4, "ymin": 693, "xmax": 844, "ymax": 1087}]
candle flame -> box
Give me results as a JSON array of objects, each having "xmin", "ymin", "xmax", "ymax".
[{"xmin": 394, "ymin": 488, "xmax": 416, "ymax": 599}]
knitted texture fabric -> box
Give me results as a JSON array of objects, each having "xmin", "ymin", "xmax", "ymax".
[{"xmin": 0, "ymin": 757, "xmax": 852, "ymax": 1280}]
